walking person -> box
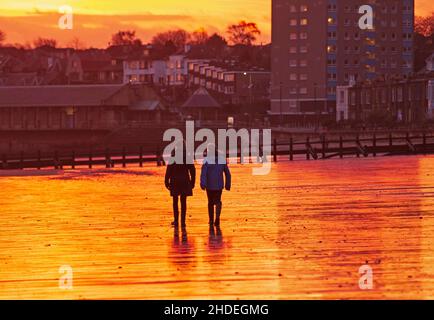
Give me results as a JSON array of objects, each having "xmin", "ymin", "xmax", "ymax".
[
  {"xmin": 200, "ymin": 147, "xmax": 231, "ymax": 227},
  {"xmin": 165, "ymin": 148, "xmax": 196, "ymax": 227}
]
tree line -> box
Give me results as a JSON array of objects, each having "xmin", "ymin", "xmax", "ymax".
[{"xmin": 0, "ymin": 20, "xmax": 262, "ymax": 51}]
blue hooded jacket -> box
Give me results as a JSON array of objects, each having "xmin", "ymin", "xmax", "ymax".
[{"xmin": 200, "ymin": 156, "xmax": 231, "ymax": 191}]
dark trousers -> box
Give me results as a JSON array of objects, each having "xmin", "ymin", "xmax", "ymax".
[
  {"xmin": 206, "ymin": 190, "xmax": 222, "ymax": 225},
  {"xmin": 173, "ymin": 195, "xmax": 187, "ymax": 225}
]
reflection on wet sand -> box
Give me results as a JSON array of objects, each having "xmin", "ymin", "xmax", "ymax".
[
  {"xmin": 170, "ymin": 226, "xmax": 195, "ymax": 267},
  {"xmin": 208, "ymin": 226, "xmax": 224, "ymax": 251},
  {"xmin": 1, "ymin": 156, "xmax": 434, "ymax": 299}
]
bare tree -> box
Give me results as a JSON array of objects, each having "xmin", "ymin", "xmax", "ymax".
[
  {"xmin": 226, "ymin": 21, "xmax": 261, "ymax": 46},
  {"xmin": 415, "ymin": 12, "xmax": 434, "ymax": 37},
  {"xmin": 190, "ymin": 28, "xmax": 209, "ymax": 45},
  {"xmin": 152, "ymin": 29, "xmax": 190, "ymax": 51},
  {"xmin": 33, "ymin": 37, "xmax": 57, "ymax": 48},
  {"xmin": 110, "ymin": 30, "xmax": 142, "ymax": 46},
  {"xmin": 67, "ymin": 37, "xmax": 86, "ymax": 50}
]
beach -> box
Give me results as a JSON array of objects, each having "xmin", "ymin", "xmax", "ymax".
[{"xmin": 1, "ymin": 156, "xmax": 434, "ymax": 299}]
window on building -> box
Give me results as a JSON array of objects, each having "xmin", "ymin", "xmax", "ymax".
[
  {"xmin": 300, "ymin": 5, "xmax": 308, "ymax": 12},
  {"xmin": 328, "ymin": 4, "xmax": 337, "ymax": 12},
  {"xmin": 290, "ymin": 60, "xmax": 298, "ymax": 67},
  {"xmin": 327, "ymin": 45, "xmax": 336, "ymax": 53},
  {"xmin": 290, "ymin": 47, "xmax": 297, "ymax": 53},
  {"xmin": 300, "ymin": 87, "xmax": 308, "ymax": 94},
  {"xmin": 290, "ymin": 5, "xmax": 297, "ymax": 12},
  {"xmin": 350, "ymin": 92, "xmax": 356, "ymax": 105},
  {"xmin": 327, "ymin": 87, "xmax": 336, "ymax": 95},
  {"xmin": 224, "ymin": 74, "xmax": 235, "ymax": 82},
  {"xmin": 397, "ymin": 87, "xmax": 403, "ymax": 102},
  {"xmin": 300, "ymin": 74, "xmax": 308, "ymax": 80},
  {"xmin": 300, "ymin": 46, "xmax": 308, "ymax": 53},
  {"xmin": 290, "ymin": 33, "xmax": 297, "ymax": 40},
  {"xmin": 290, "ymin": 19, "xmax": 298, "ymax": 26},
  {"xmin": 328, "ymin": 17, "xmax": 336, "ymax": 25},
  {"xmin": 300, "ymin": 18, "xmax": 308, "ymax": 26},
  {"xmin": 300, "ymin": 32, "xmax": 308, "ymax": 40},
  {"xmin": 300, "ymin": 60, "xmax": 307, "ymax": 67},
  {"xmin": 339, "ymin": 90, "xmax": 345, "ymax": 103},
  {"xmin": 290, "ymin": 73, "xmax": 297, "ymax": 80},
  {"xmin": 327, "ymin": 73, "xmax": 337, "ymax": 80},
  {"xmin": 328, "ymin": 31, "xmax": 337, "ymax": 40}
]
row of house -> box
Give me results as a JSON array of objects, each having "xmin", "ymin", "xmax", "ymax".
[
  {"xmin": 337, "ymin": 54, "xmax": 434, "ymax": 124},
  {"xmin": 123, "ymin": 51, "xmax": 271, "ymax": 106},
  {"xmin": 0, "ymin": 45, "xmax": 271, "ymax": 108}
]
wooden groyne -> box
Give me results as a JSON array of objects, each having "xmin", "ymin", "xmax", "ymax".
[{"xmin": 1, "ymin": 132, "xmax": 434, "ymax": 170}]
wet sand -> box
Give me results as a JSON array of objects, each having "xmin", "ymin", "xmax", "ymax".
[{"xmin": 1, "ymin": 156, "xmax": 434, "ymax": 299}]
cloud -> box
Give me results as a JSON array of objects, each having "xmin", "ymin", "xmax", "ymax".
[{"xmin": 0, "ymin": 8, "xmax": 271, "ymax": 47}]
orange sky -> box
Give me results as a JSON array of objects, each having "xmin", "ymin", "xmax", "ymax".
[{"xmin": 0, "ymin": 0, "xmax": 432, "ymax": 48}]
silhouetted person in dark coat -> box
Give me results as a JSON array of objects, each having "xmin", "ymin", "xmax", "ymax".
[{"xmin": 165, "ymin": 157, "xmax": 196, "ymax": 227}]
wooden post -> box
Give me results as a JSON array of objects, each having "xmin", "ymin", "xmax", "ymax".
[
  {"xmin": 356, "ymin": 135, "xmax": 360, "ymax": 158},
  {"xmin": 273, "ymin": 139, "xmax": 277, "ymax": 162},
  {"xmin": 339, "ymin": 136, "xmax": 343, "ymax": 159},
  {"xmin": 423, "ymin": 132, "xmax": 427, "ymax": 154},
  {"xmin": 139, "ymin": 146, "xmax": 143, "ymax": 167},
  {"xmin": 156, "ymin": 145, "xmax": 161, "ymax": 167},
  {"xmin": 20, "ymin": 151, "xmax": 24, "ymax": 169},
  {"xmin": 2, "ymin": 154, "xmax": 7, "ymax": 169},
  {"xmin": 122, "ymin": 146, "xmax": 126, "ymax": 168},
  {"xmin": 89, "ymin": 148, "xmax": 93, "ymax": 169},
  {"xmin": 71, "ymin": 150, "xmax": 75, "ymax": 169},
  {"xmin": 306, "ymin": 137, "xmax": 310, "ymax": 160},
  {"xmin": 105, "ymin": 148, "xmax": 110, "ymax": 168},
  {"xmin": 54, "ymin": 150, "xmax": 59, "ymax": 169},
  {"xmin": 289, "ymin": 136, "xmax": 293, "ymax": 161},
  {"xmin": 373, "ymin": 134, "xmax": 377, "ymax": 157},
  {"xmin": 321, "ymin": 135, "xmax": 326, "ymax": 159},
  {"xmin": 37, "ymin": 150, "xmax": 41, "ymax": 170}
]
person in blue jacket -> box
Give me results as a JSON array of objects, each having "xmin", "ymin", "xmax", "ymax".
[{"xmin": 200, "ymin": 148, "xmax": 231, "ymax": 227}]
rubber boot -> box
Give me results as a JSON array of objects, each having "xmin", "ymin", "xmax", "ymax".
[
  {"xmin": 214, "ymin": 202, "xmax": 222, "ymax": 227},
  {"xmin": 208, "ymin": 203, "xmax": 214, "ymax": 226}
]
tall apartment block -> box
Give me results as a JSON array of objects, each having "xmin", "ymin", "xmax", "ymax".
[{"xmin": 271, "ymin": 0, "xmax": 414, "ymax": 122}]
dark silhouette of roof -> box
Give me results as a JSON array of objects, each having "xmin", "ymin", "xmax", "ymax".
[
  {"xmin": 0, "ymin": 84, "xmax": 127, "ymax": 107},
  {"xmin": 181, "ymin": 87, "xmax": 221, "ymax": 109}
]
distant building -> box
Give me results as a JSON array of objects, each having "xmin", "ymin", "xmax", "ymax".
[
  {"xmin": 271, "ymin": 0, "xmax": 414, "ymax": 122},
  {"xmin": 0, "ymin": 84, "xmax": 166, "ymax": 130},
  {"xmin": 181, "ymin": 87, "xmax": 222, "ymax": 121},
  {"xmin": 187, "ymin": 61, "xmax": 270, "ymax": 105},
  {"xmin": 337, "ymin": 53, "xmax": 434, "ymax": 123}
]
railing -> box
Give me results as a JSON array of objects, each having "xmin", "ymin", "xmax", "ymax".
[{"xmin": 1, "ymin": 132, "xmax": 434, "ymax": 170}]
